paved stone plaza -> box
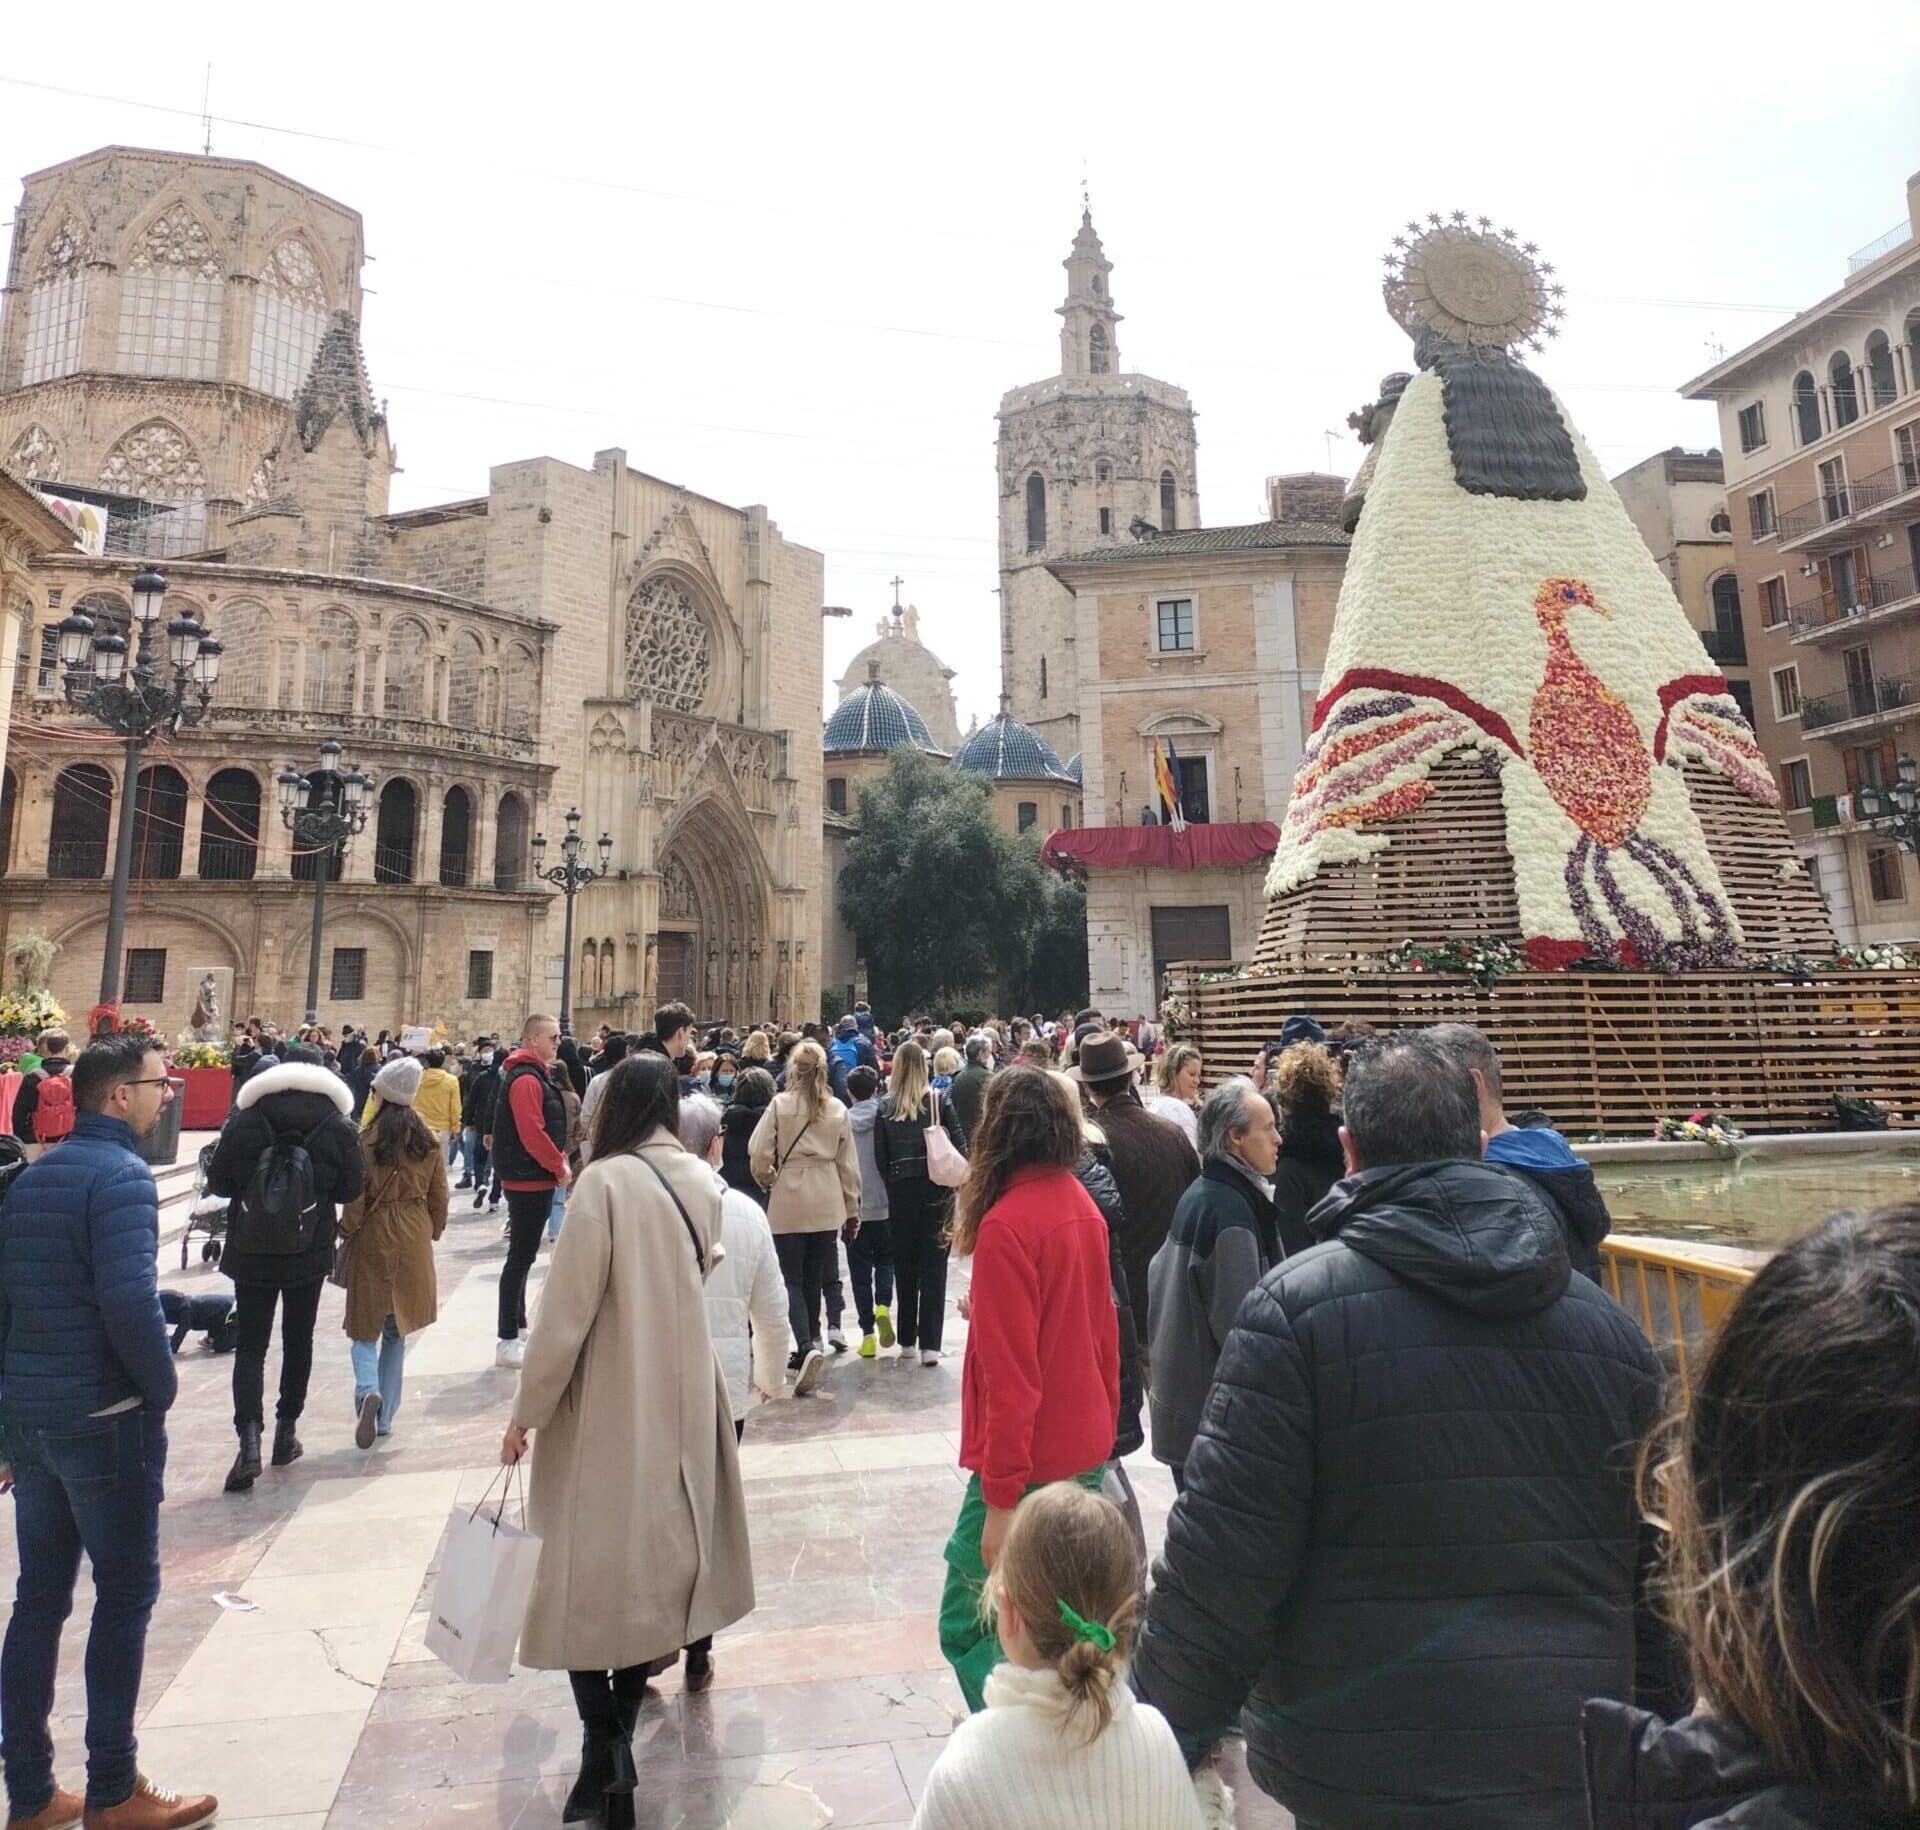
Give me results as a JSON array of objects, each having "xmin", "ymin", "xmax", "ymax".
[{"xmin": 0, "ymin": 1155, "xmax": 1288, "ymax": 1829}]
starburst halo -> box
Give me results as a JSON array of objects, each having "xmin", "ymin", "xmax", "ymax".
[{"xmin": 1382, "ymin": 216, "xmax": 1566, "ymax": 354}]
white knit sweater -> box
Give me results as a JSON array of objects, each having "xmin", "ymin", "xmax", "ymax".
[{"xmin": 911, "ymin": 1662, "xmax": 1210, "ymax": 1830}]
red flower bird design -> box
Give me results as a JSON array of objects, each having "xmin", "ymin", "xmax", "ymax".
[{"xmin": 1528, "ymin": 578, "xmax": 1648, "ymax": 847}]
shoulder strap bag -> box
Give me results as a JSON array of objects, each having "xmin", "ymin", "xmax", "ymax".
[
  {"xmin": 637, "ymin": 1151, "xmax": 708, "ymax": 1276},
  {"xmin": 923, "ymin": 1088, "xmax": 969, "ymax": 1190},
  {"xmin": 767, "ymin": 1106, "xmax": 817, "ymax": 1190},
  {"xmin": 331, "ymin": 1160, "xmax": 400, "ymax": 1290}
]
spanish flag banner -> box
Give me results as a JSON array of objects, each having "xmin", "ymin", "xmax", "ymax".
[{"xmin": 1153, "ymin": 740, "xmax": 1187, "ymax": 832}]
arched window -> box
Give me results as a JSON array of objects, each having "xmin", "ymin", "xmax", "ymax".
[
  {"xmin": 501, "ymin": 644, "xmax": 535, "ymax": 739},
  {"xmin": 373, "ymin": 779, "xmax": 417, "ymax": 884},
  {"xmin": 248, "ymin": 237, "xmax": 329, "ymax": 398},
  {"xmin": 625, "ymin": 578, "xmax": 713, "ymax": 712},
  {"xmin": 1708, "ymin": 510, "xmax": 1732, "ymax": 534},
  {"xmin": 6, "ymin": 424, "xmax": 62, "ymax": 483},
  {"xmin": 446, "ymin": 631, "xmax": 489, "ymax": 728},
  {"xmin": 117, "ymin": 202, "xmax": 221, "ymax": 381},
  {"xmin": 1040, "ymin": 655, "xmax": 1049, "ymax": 700},
  {"xmin": 1025, "ymin": 474, "xmax": 1046, "ymax": 551},
  {"xmin": 1792, "ymin": 370, "xmax": 1822, "ymax": 445},
  {"xmin": 0, "ymin": 769, "xmax": 16, "ymax": 878},
  {"xmin": 98, "ymin": 420, "xmax": 207, "ymax": 556},
  {"xmin": 1710, "ymin": 573, "xmax": 1742, "ymax": 637},
  {"xmin": 1160, "ymin": 470, "xmax": 1178, "ymax": 532},
  {"xmin": 1094, "ymin": 459, "xmax": 1112, "ymax": 485},
  {"xmin": 1866, "ymin": 330, "xmax": 1897, "ymax": 410},
  {"xmin": 199, "ymin": 768, "xmax": 260, "ymax": 881},
  {"xmin": 130, "ymin": 765, "xmax": 187, "ymax": 880},
  {"xmin": 49, "ymin": 764, "xmax": 112, "ymax": 878},
  {"xmin": 1088, "ymin": 323, "xmax": 1109, "ymax": 374},
  {"xmin": 383, "ymin": 619, "xmax": 431, "ymax": 718},
  {"xmin": 494, "ymin": 792, "xmax": 528, "ymax": 891},
  {"xmin": 291, "ymin": 773, "xmax": 346, "ymax": 883},
  {"xmin": 1829, "ymin": 351, "xmax": 1859, "ymax": 428},
  {"xmin": 23, "ymin": 218, "xmax": 87, "ymax": 385},
  {"xmin": 439, "ymin": 786, "xmax": 472, "ymax": 887},
  {"xmin": 305, "ymin": 609, "xmax": 359, "ymax": 715},
  {"xmin": 214, "ymin": 601, "xmax": 273, "ymax": 707}
]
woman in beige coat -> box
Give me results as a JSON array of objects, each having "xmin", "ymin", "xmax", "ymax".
[
  {"xmin": 748, "ymin": 1038, "xmax": 862, "ymax": 1395},
  {"xmin": 337, "ymin": 1054, "xmax": 448, "ymax": 1449},
  {"xmin": 501, "ymin": 1053, "xmax": 752, "ymax": 1830}
]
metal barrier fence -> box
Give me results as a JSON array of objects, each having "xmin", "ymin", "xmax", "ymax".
[{"xmin": 1599, "ymin": 1237, "xmax": 1754, "ymax": 1398}]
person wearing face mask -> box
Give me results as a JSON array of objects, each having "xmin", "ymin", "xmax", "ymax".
[{"xmin": 708, "ymin": 1051, "xmax": 739, "ymax": 1107}]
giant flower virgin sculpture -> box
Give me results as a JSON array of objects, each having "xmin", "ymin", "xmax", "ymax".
[{"xmin": 1264, "ymin": 215, "xmax": 1818, "ymax": 971}]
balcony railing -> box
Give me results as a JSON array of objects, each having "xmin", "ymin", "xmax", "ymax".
[
  {"xmin": 1778, "ymin": 461, "xmax": 1919, "ymax": 544},
  {"xmin": 1699, "ymin": 627, "xmax": 1747, "ymax": 666},
  {"xmin": 1789, "ymin": 564, "xmax": 1920, "ymax": 638},
  {"xmin": 372, "ymin": 844, "xmax": 417, "ymax": 886},
  {"xmin": 1799, "ymin": 672, "xmax": 1917, "ymax": 731},
  {"xmin": 46, "ymin": 840, "xmax": 107, "ymax": 879}
]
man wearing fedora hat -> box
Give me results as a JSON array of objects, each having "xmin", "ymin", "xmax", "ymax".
[{"xmin": 1071, "ymin": 1032, "xmax": 1198, "ymax": 1366}]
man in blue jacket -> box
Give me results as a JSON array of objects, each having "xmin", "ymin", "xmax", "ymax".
[{"xmin": 0, "ymin": 1033, "xmax": 217, "ymax": 1830}]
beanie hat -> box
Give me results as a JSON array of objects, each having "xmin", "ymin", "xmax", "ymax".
[
  {"xmin": 1278, "ymin": 1014, "xmax": 1325, "ymax": 1050},
  {"xmin": 372, "ymin": 1055, "xmax": 423, "ymax": 1107}
]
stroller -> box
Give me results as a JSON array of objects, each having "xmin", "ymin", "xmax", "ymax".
[{"xmin": 179, "ymin": 1141, "xmax": 229, "ymax": 1268}]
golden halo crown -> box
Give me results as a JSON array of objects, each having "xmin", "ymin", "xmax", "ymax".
[{"xmin": 1382, "ymin": 213, "xmax": 1566, "ymax": 354}]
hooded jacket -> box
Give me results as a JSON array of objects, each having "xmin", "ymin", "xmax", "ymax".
[
  {"xmin": 846, "ymin": 1096, "xmax": 891, "ymax": 1225},
  {"xmin": 1268, "ymin": 1104, "xmax": 1343, "ymax": 1258},
  {"xmin": 1074, "ymin": 1146, "xmax": 1144, "ymax": 1460},
  {"xmin": 1484, "ymin": 1124, "xmax": 1611, "ymax": 1282},
  {"xmin": 1132, "ymin": 1158, "xmax": 1665, "ymax": 1830},
  {"xmin": 719, "ymin": 1099, "xmax": 770, "ymax": 1211},
  {"xmin": 208, "ymin": 1060, "xmax": 366, "ymax": 1288},
  {"xmin": 1582, "ymin": 1702, "xmax": 1906, "ymax": 1830}
]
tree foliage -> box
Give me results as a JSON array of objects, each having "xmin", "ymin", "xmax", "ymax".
[{"xmin": 840, "ymin": 750, "xmax": 1085, "ymax": 1020}]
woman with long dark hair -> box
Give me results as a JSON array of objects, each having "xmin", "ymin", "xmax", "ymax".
[
  {"xmin": 1584, "ymin": 1205, "xmax": 1920, "ymax": 1830},
  {"xmin": 873, "ymin": 1040, "xmax": 965, "ymax": 1366},
  {"xmin": 337, "ymin": 1060, "xmax": 448, "ymax": 1447},
  {"xmin": 938, "ymin": 1067, "xmax": 1119, "ymax": 1714},
  {"xmin": 501, "ymin": 1054, "xmax": 751, "ymax": 1829}
]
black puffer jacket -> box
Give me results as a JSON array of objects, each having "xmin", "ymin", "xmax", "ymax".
[
  {"xmin": 1268, "ymin": 1104, "xmax": 1343, "ymax": 1257},
  {"xmin": 1074, "ymin": 1146, "xmax": 1143, "ymax": 1459},
  {"xmin": 720, "ymin": 1100, "xmax": 769, "ymax": 1210},
  {"xmin": 1132, "ymin": 1158, "xmax": 1666, "ymax": 1830},
  {"xmin": 1582, "ymin": 1702, "xmax": 1904, "ymax": 1830},
  {"xmin": 208, "ymin": 1060, "xmax": 365, "ymax": 1288}
]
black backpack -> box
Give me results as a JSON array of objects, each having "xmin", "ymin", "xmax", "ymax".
[
  {"xmin": 229, "ymin": 1120, "xmax": 333, "ymax": 1256},
  {"xmin": 0, "ymin": 1135, "xmax": 26, "ymax": 1208}
]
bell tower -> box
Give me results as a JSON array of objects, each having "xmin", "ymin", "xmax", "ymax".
[{"xmin": 996, "ymin": 206, "xmax": 1199, "ymax": 759}]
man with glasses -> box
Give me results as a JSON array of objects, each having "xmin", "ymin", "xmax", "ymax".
[{"xmin": 0, "ymin": 1034, "xmax": 217, "ymax": 1829}]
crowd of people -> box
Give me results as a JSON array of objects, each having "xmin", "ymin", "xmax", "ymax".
[{"xmin": 0, "ymin": 998, "xmax": 1914, "ymax": 1830}]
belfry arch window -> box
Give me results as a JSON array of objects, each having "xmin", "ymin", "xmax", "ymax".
[
  {"xmin": 305, "ymin": 610, "xmax": 359, "ymax": 716},
  {"xmin": 1160, "ymin": 470, "xmax": 1178, "ymax": 533},
  {"xmin": 117, "ymin": 202, "xmax": 221, "ymax": 381},
  {"xmin": 494, "ymin": 792, "xmax": 529, "ymax": 891},
  {"xmin": 373, "ymin": 779, "xmax": 418, "ymax": 884},
  {"xmin": 23, "ymin": 218, "xmax": 87, "ymax": 385},
  {"xmin": 439, "ymin": 786, "xmax": 472, "ymax": 887},
  {"xmin": 625, "ymin": 577, "xmax": 713, "ymax": 713},
  {"xmin": 383, "ymin": 619, "xmax": 431, "ymax": 718},
  {"xmin": 1088, "ymin": 323, "xmax": 1109, "ymax": 374},
  {"xmin": 49, "ymin": 765, "xmax": 113, "ymax": 878},
  {"xmin": 98, "ymin": 420, "xmax": 207, "ymax": 556},
  {"xmin": 130, "ymin": 765, "xmax": 188, "ymax": 880},
  {"xmin": 1025, "ymin": 474, "xmax": 1046, "ymax": 551},
  {"xmin": 200, "ymin": 769, "xmax": 260, "ymax": 881},
  {"xmin": 249, "ymin": 238, "xmax": 329, "ymax": 398}
]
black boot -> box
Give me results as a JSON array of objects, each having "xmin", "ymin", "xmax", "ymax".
[
  {"xmin": 224, "ymin": 1422, "xmax": 262, "ymax": 1493},
  {"xmin": 270, "ymin": 1419, "xmax": 303, "ymax": 1467},
  {"xmin": 561, "ymin": 1722, "xmax": 616, "ymax": 1824}
]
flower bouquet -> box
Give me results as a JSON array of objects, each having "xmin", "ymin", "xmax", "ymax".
[
  {"xmin": 0, "ymin": 988, "xmax": 66, "ymax": 1040},
  {"xmin": 1654, "ymin": 1109, "xmax": 1745, "ymax": 1150}
]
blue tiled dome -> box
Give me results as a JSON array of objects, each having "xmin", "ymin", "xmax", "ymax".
[
  {"xmin": 1065, "ymin": 751, "xmax": 1084, "ymax": 783},
  {"xmin": 824, "ymin": 679, "xmax": 939, "ymax": 756},
  {"xmin": 952, "ymin": 711, "xmax": 1074, "ymax": 782}
]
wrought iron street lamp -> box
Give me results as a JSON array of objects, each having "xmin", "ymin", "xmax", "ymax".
[
  {"xmin": 55, "ymin": 569, "xmax": 223, "ymax": 1005},
  {"xmin": 1856, "ymin": 752, "xmax": 1920, "ymax": 854},
  {"xmin": 532, "ymin": 807, "xmax": 612, "ymax": 1038},
  {"xmin": 277, "ymin": 739, "xmax": 374, "ymax": 1026}
]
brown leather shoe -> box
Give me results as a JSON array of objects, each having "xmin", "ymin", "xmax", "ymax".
[
  {"xmin": 8, "ymin": 1784, "xmax": 83, "ymax": 1830},
  {"xmin": 81, "ymin": 1775, "xmax": 216, "ymax": 1830}
]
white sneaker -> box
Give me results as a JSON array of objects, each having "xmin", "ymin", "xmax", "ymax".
[
  {"xmin": 826, "ymin": 1328, "xmax": 849, "ymax": 1354},
  {"xmin": 791, "ymin": 1347, "xmax": 824, "ymax": 1396},
  {"xmin": 495, "ymin": 1338, "xmax": 525, "ymax": 1370},
  {"xmin": 920, "ymin": 1348, "xmax": 943, "ymax": 1367}
]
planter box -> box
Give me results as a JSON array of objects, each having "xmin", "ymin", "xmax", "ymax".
[{"xmin": 179, "ymin": 1066, "xmax": 232, "ymax": 1130}]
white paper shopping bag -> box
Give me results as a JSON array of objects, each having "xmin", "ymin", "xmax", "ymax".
[{"xmin": 424, "ymin": 1467, "xmax": 542, "ymax": 1683}]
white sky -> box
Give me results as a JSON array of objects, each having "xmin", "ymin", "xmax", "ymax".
[{"xmin": 5, "ymin": 2, "xmax": 1918, "ymax": 731}]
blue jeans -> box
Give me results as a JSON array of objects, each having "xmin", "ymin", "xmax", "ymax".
[
  {"xmin": 546, "ymin": 1183, "xmax": 567, "ymax": 1241},
  {"xmin": 847, "ymin": 1219, "xmax": 894, "ymax": 1331},
  {"xmin": 1, "ymin": 1407, "xmax": 165, "ymax": 1813},
  {"xmin": 458, "ymin": 1127, "xmax": 484, "ymax": 1186},
  {"xmin": 350, "ymin": 1316, "xmax": 405, "ymax": 1435}
]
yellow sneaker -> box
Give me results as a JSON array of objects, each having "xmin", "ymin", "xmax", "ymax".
[
  {"xmin": 858, "ymin": 1333, "xmax": 877, "ymax": 1358},
  {"xmin": 875, "ymin": 1304, "xmax": 895, "ymax": 1349}
]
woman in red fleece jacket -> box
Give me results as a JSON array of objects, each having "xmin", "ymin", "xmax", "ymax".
[{"xmin": 939, "ymin": 1066, "xmax": 1120, "ymax": 1712}]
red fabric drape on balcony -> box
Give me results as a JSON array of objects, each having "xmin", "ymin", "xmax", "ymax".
[{"xmin": 1040, "ymin": 821, "xmax": 1281, "ymax": 872}]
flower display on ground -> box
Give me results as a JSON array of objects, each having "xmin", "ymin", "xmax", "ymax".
[
  {"xmin": 0, "ymin": 989, "xmax": 67, "ymax": 1040},
  {"xmin": 1655, "ymin": 1111, "xmax": 1745, "ymax": 1149},
  {"xmin": 1266, "ymin": 367, "xmax": 1790, "ymax": 971}
]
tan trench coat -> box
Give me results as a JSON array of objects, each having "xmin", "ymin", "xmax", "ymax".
[
  {"xmin": 336, "ymin": 1137, "xmax": 447, "ymax": 1341},
  {"xmin": 511, "ymin": 1131, "xmax": 753, "ymax": 1671},
  {"xmin": 747, "ymin": 1089, "xmax": 862, "ymax": 1236}
]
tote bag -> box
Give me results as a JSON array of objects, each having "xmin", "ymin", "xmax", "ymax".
[
  {"xmin": 424, "ymin": 1466, "xmax": 542, "ymax": 1682},
  {"xmin": 924, "ymin": 1088, "xmax": 968, "ymax": 1189}
]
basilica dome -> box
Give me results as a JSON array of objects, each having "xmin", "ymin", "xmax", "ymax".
[
  {"xmin": 824, "ymin": 676, "xmax": 941, "ymax": 756},
  {"xmin": 952, "ymin": 707, "xmax": 1075, "ymax": 782}
]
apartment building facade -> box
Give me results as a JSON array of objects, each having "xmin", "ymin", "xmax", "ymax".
[{"xmin": 1682, "ymin": 172, "xmax": 1920, "ymax": 944}]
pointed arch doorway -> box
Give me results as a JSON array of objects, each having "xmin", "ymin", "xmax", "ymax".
[{"xmin": 657, "ymin": 802, "xmax": 770, "ymax": 1022}]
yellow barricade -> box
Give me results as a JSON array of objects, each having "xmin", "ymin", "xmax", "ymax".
[{"xmin": 1600, "ymin": 1237, "xmax": 1755, "ymax": 1399}]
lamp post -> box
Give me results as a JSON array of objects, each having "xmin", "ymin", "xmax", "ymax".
[
  {"xmin": 56, "ymin": 569, "xmax": 223, "ymax": 1005},
  {"xmin": 1856, "ymin": 753, "xmax": 1920, "ymax": 855},
  {"xmin": 277, "ymin": 740, "xmax": 374, "ymax": 1026},
  {"xmin": 532, "ymin": 807, "xmax": 612, "ymax": 1038}
]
